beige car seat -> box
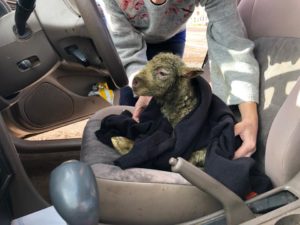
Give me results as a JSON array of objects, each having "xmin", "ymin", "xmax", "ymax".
[
  {"xmin": 238, "ymin": 0, "xmax": 300, "ymax": 183},
  {"xmin": 0, "ymin": 0, "xmax": 10, "ymax": 17},
  {"xmin": 80, "ymin": 0, "xmax": 300, "ymax": 224}
]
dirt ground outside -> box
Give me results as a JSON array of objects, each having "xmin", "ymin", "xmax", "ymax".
[{"xmin": 27, "ymin": 24, "xmax": 208, "ymax": 141}]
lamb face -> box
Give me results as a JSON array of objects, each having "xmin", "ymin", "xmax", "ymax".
[
  {"xmin": 132, "ymin": 52, "xmax": 203, "ymax": 127},
  {"xmin": 132, "ymin": 53, "xmax": 183, "ymax": 98}
]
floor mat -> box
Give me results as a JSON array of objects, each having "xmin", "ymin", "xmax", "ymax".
[{"xmin": 20, "ymin": 151, "xmax": 80, "ymax": 203}]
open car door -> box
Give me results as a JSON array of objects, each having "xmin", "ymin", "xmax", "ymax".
[{"xmin": 1, "ymin": 0, "xmax": 127, "ymax": 139}]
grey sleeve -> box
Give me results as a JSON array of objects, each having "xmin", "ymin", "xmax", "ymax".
[
  {"xmin": 100, "ymin": 0, "xmax": 147, "ymax": 84},
  {"xmin": 204, "ymin": 0, "xmax": 259, "ymax": 105}
]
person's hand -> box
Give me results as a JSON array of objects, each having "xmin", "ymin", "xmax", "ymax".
[
  {"xmin": 234, "ymin": 102, "xmax": 258, "ymax": 159},
  {"xmin": 132, "ymin": 96, "xmax": 152, "ymax": 122}
]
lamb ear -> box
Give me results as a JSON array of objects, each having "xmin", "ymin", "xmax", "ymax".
[{"xmin": 181, "ymin": 66, "xmax": 204, "ymax": 79}]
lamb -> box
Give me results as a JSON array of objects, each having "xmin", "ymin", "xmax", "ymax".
[
  {"xmin": 132, "ymin": 52, "xmax": 203, "ymax": 127},
  {"xmin": 111, "ymin": 53, "xmax": 205, "ymax": 165}
]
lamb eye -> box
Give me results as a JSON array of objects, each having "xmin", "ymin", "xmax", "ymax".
[
  {"xmin": 156, "ymin": 68, "xmax": 170, "ymax": 78},
  {"xmin": 159, "ymin": 71, "xmax": 167, "ymax": 76}
]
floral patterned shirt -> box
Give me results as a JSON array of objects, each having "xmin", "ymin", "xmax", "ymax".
[{"xmin": 99, "ymin": 0, "xmax": 259, "ymax": 105}]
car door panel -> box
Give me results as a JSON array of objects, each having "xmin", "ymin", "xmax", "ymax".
[{"xmin": 3, "ymin": 64, "xmax": 119, "ymax": 137}]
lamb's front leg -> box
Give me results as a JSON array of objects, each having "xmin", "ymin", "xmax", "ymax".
[{"xmin": 111, "ymin": 136, "xmax": 134, "ymax": 155}]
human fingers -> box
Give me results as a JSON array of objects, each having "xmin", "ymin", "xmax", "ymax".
[
  {"xmin": 132, "ymin": 106, "xmax": 143, "ymax": 122},
  {"xmin": 234, "ymin": 122, "xmax": 243, "ymax": 136},
  {"xmin": 234, "ymin": 141, "xmax": 256, "ymax": 159},
  {"xmin": 233, "ymin": 122, "xmax": 257, "ymax": 159},
  {"xmin": 132, "ymin": 96, "xmax": 152, "ymax": 122}
]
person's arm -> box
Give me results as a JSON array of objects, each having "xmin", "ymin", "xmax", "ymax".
[
  {"xmin": 204, "ymin": 0, "xmax": 259, "ymax": 158},
  {"xmin": 100, "ymin": 1, "xmax": 152, "ymax": 120},
  {"xmin": 100, "ymin": 0, "xmax": 147, "ymax": 83}
]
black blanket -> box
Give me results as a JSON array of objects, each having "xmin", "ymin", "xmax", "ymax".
[{"xmin": 95, "ymin": 76, "xmax": 272, "ymax": 198}]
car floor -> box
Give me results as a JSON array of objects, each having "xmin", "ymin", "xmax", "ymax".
[{"xmin": 20, "ymin": 151, "xmax": 80, "ymax": 203}]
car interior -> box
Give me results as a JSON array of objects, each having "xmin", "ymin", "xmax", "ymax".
[{"xmin": 0, "ymin": 0, "xmax": 300, "ymax": 224}]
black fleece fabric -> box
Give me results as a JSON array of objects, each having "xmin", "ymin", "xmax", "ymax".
[{"xmin": 95, "ymin": 76, "xmax": 272, "ymax": 198}]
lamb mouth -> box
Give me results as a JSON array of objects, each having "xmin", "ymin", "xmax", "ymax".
[
  {"xmin": 132, "ymin": 87, "xmax": 150, "ymax": 97},
  {"xmin": 132, "ymin": 87, "xmax": 141, "ymax": 97}
]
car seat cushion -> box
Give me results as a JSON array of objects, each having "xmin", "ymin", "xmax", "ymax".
[
  {"xmin": 80, "ymin": 105, "xmax": 190, "ymax": 185},
  {"xmin": 90, "ymin": 163, "xmax": 190, "ymax": 184},
  {"xmin": 81, "ymin": 115, "xmax": 120, "ymax": 165}
]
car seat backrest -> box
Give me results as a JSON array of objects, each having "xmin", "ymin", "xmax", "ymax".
[
  {"xmin": 238, "ymin": 0, "xmax": 300, "ymax": 185},
  {"xmin": 265, "ymin": 77, "xmax": 300, "ymax": 186},
  {"xmin": 238, "ymin": 0, "xmax": 300, "ymax": 40}
]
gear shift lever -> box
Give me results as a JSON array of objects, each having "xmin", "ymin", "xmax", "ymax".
[{"xmin": 49, "ymin": 160, "xmax": 99, "ymax": 225}]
